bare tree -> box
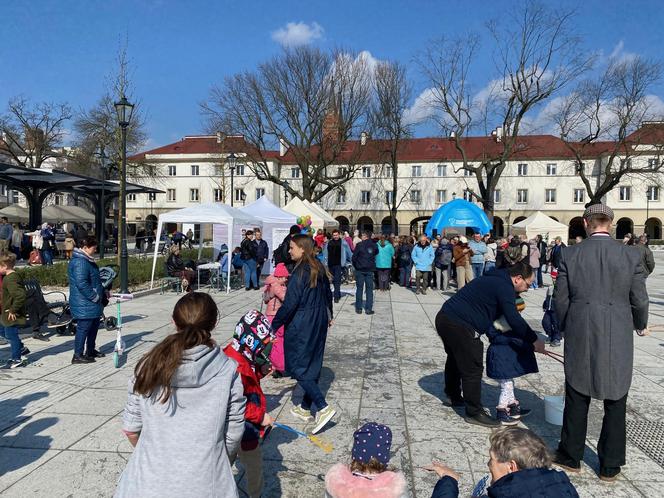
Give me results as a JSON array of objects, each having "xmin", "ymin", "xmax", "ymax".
[
  {"xmin": 420, "ymin": 3, "xmax": 593, "ymax": 220},
  {"xmin": 369, "ymin": 60, "xmax": 416, "ymax": 233},
  {"xmin": 202, "ymin": 45, "xmax": 373, "ymax": 202},
  {"xmin": 552, "ymin": 55, "xmax": 664, "ymax": 206},
  {"xmin": 0, "ymin": 97, "xmax": 72, "ymax": 168}
]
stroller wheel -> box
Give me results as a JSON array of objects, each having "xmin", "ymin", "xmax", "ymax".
[
  {"xmin": 113, "ymin": 351, "xmax": 120, "ymax": 368},
  {"xmin": 56, "ymin": 325, "xmax": 68, "ymax": 336},
  {"xmin": 105, "ymin": 316, "xmax": 118, "ymax": 330}
]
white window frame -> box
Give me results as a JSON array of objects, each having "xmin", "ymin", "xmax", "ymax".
[
  {"xmin": 337, "ymin": 166, "xmax": 348, "ymax": 177},
  {"xmin": 168, "ymin": 165, "xmax": 177, "ymax": 176},
  {"xmin": 463, "ymin": 190, "xmax": 473, "ymax": 201},
  {"xmin": 214, "ymin": 189, "xmax": 223, "ymax": 202},
  {"xmin": 436, "ymin": 189, "xmax": 447, "ymax": 203},
  {"xmin": 362, "ymin": 166, "xmax": 372, "ymax": 178},
  {"xmin": 255, "ymin": 188, "xmax": 265, "ymax": 200},
  {"xmin": 385, "ymin": 191, "xmax": 394, "ymax": 205},
  {"xmin": 516, "ymin": 189, "xmax": 528, "ymax": 204},
  {"xmin": 437, "ymin": 164, "xmax": 447, "ymax": 177},
  {"xmin": 236, "ymin": 164, "xmax": 245, "ymax": 176},
  {"xmin": 189, "ymin": 188, "xmax": 200, "ymax": 202},
  {"xmin": 127, "ymin": 193, "xmax": 136, "ymax": 202},
  {"xmin": 463, "ymin": 168, "xmax": 473, "ymax": 177},
  {"xmin": 411, "ymin": 165, "xmax": 422, "ymax": 177},
  {"xmin": 360, "ymin": 190, "xmax": 371, "ymax": 204},
  {"xmin": 0, "ymin": 185, "xmax": 6, "ymax": 196},
  {"xmin": 573, "ymin": 188, "xmax": 585, "ymax": 204},
  {"xmin": 336, "ymin": 191, "xmax": 346, "ymax": 204},
  {"xmin": 234, "ymin": 188, "xmax": 245, "ymax": 202},
  {"xmin": 517, "ymin": 163, "xmax": 528, "ymax": 176},
  {"xmin": 167, "ymin": 188, "xmax": 176, "ymax": 202},
  {"xmin": 384, "ymin": 166, "xmax": 393, "ymax": 178},
  {"xmin": 546, "ymin": 163, "xmax": 557, "ymax": 176},
  {"xmin": 545, "ymin": 188, "xmax": 556, "ymax": 203},
  {"xmin": 290, "ymin": 167, "xmax": 300, "ymax": 178},
  {"xmin": 647, "ymin": 185, "xmax": 660, "ymax": 201},
  {"xmin": 493, "ymin": 189, "xmax": 501, "ymax": 204},
  {"xmin": 410, "ymin": 189, "xmax": 422, "ymax": 204},
  {"xmin": 619, "ymin": 186, "xmax": 632, "ymax": 202},
  {"xmin": 190, "ymin": 164, "xmax": 199, "ymax": 176}
]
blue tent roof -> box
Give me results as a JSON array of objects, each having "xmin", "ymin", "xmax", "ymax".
[{"xmin": 425, "ymin": 199, "xmax": 493, "ymax": 236}]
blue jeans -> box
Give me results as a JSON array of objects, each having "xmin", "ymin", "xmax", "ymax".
[
  {"xmin": 242, "ymin": 259, "xmax": 257, "ymax": 289},
  {"xmin": 330, "ymin": 265, "xmax": 342, "ymax": 300},
  {"xmin": 299, "ymin": 378, "xmax": 327, "ymax": 411},
  {"xmin": 0, "ymin": 325, "xmax": 23, "ymax": 360},
  {"xmin": 399, "ymin": 265, "xmax": 412, "ymax": 287},
  {"xmin": 471, "ymin": 262, "xmax": 484, "ymax": 279},
  {"xmin": 74, "ymin": 318, "xmax": 100, "ymax": 357},
  {"xmin": 355, "ymin": 271, "xmax": 374, "ymax": 312},
  {"xmin": 537, "ymin": 265, "xmax": 544, "ymax": 287},
  {"xmin": 41, "ymin": 248, "xmax": 53, "ymax": 265},
  {"xmin": 483, "ymin": 261, "xmax": 495, "ymax": 274}
]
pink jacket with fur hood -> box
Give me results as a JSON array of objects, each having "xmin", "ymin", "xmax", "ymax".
[
  {"xmin": 324, "ymin": 463, "xmax": 408, "ymax": 498},
  {"xmin": 262, "ymin": 274, "xmax": 287, "ymax": 317}
]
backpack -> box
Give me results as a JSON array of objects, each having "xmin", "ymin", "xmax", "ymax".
[
  {"xmin": 28, "ymin": 249, "xmax": 42, "ymax": 265},
  {"xmin": 435, "ymin": 246, "xmax": 452, "ymax": 268},
  {"xmin": 398, "ymin": 246, "xmax": 412, "ymax": 265},
  {"xmin": 273, "ymin": 237, "xmax": 289, "ymax": 265}
]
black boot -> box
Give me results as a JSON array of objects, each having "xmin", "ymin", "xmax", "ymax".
[{"xmin": 72, "ymin": 354, "xmax": 95, "ymax": 364}]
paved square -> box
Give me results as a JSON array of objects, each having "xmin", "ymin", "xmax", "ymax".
[{"xmin": 2, "ymin": 257, "xmax": 664, "ymax": 497}]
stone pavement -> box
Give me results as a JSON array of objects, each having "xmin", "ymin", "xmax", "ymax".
[{"xmin": 1, "ymin": 257, "xmax": 664, "ymax": 497}]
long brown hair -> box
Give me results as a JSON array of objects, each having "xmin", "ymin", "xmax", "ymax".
[
  {"xmin": 133, "ymin": 292, "xmax": 218, "ymax": 403},
  {"xmin": 291, "ymin": 234, "xmax": 326, "ymax": 288}
]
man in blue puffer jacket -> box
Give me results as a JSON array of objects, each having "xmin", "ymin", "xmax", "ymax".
[
  {"xmin": 427, "ymin": 426, "xmax": 579, "ymax": 497},
  {"xmin": 68, "ymin": 236, "xmax": 105, "ymax": 364},
  {"xmin": 411, "ymin": 235, "xmax": 434, "ymax": 295}
]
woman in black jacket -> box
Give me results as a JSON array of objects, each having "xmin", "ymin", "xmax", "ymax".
[
  {"xmin": 396, "ymin": 236, "xmax": 414, "ymax": 287},
  {"xmin": 166, "ymin": 246, "xmax": 195, "ymax": 291}
]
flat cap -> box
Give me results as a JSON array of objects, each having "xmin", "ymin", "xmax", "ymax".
[{"xmin": 583, "ymin": 203, "xmax": 614, "ymax": 221}]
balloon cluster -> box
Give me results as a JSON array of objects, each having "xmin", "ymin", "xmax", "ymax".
[{"xmin": 296, "ymin": 214, "xmax": 314, "ymax": 236}]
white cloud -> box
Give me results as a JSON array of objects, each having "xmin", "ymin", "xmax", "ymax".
[
  {"xmin": 271, "ymin": 21, "xmax": 324, "ymax": 47},
  {"xmin": 403, "ymin": 87, "xmax": 438, "ymax": 125},
  {"xmin": 609, "ymin": 40, "xmax": 638, "ymax": 63}
]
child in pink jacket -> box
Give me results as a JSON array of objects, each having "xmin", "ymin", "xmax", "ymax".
[{"xmin": 263, "ymin": 263, "xmax": 289, "ymax": 374}]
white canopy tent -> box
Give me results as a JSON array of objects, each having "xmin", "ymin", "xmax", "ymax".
[
  {"xmin": 511, "ymin": 211, "xmax": 569, "ymax": 242},
  {"xmin": 42, "ymin": 204, "xmax": 96, "ymax": 223},
  {"xmin": 303, "ymin": 200, "xmax": 339, "ymax": 229},
  {"xmin": 0, "ymin": 205, "xmax": 28, "ymax": 222},
  {"xmin": 238, "ymin": 196, "xmax": 297, "ymax": 274},
  {"xmin": 283, "ymin": 197, "xmax": 338, "ymax": 230},
  {"xmin": 149, "ymin": 203, "xmax": 262, "ymax": 293}
]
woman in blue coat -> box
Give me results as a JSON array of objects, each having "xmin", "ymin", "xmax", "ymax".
[{"xmin": 271, "ymin": 234, "xmax": 335, "ymax": 435}]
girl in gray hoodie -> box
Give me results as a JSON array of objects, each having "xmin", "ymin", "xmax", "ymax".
[{"xmin": 115, "ymin": 292, "xmax": 246, "ymax": 498}]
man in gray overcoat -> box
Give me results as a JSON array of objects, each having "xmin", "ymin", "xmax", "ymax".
[{"xmin": 553, "ymin": 203, "xmax": 649, "ymax": 482}]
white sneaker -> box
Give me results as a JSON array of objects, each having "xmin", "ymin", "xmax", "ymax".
[
  {"xmin": 311, "ymin": 405, "xmax": 336, "ymax": 434},
  {"xmin": 290, "ymin": 405, "xmax": 314, "ymax": 422}
]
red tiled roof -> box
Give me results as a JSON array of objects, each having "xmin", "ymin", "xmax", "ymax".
[
  {"xmin": 626, "ymin": 122, "xmax": 664, "ymax": 145},
  {"xmin": 128, "ymin": 135, "xmax": 279, "ymax": 161}
]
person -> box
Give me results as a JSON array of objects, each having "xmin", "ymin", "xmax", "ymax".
[
  {"xmin": 621, "ymin": 232, "xmax": 632, "ymax": 245},
  {"xmin": 376, "ymin": 235, "xmax": 395, "ymax": 292},
  {"xmin": 166, "ymin": 245, "xmax": 196, "ymax": 292},
  {"xmin": 240, "ymin": 230, "xmax": 258, "ymax": 291},
  {"xmin": 171, "ymin": 229, "xmax": 185, "ymax": 249},
  {"xmin": 553, "ymin": 203, "xmax": 649, "ymax": 482},
  {"xmin": 468, "ymin": 233, "xmax": 487, "ymax": 279},
  {"xmin": 528, "ymin": 239, "xmax": 541, "ymax": 289},
  {"xmin": 484, "ymin": 237, "xmax": 497, "ymax": 275},
  {"xmin": 63, "ymin": 232, "xmax": 75, "ymax": 260},
  {"xmin": 343, "ymin": 230, "xmax": 355, "ymax": 251},
  {"xmin": 10, "ymin": 223, "xmax": 23, "ymax": 260},
  {"xmin": 185, "ymin": 228, "xmax": 194, "ymax": 244},
  {"xmin": 486, "ymin": 295, "xmax": 537, "ymax": 425},
  {"xmin": 324, "ymin": 422, "xmax": 407, "ymax": 498},
  {"xmin": 323, "ymin": 229, "xmax": 352, "ymax": 303},
  {"xmin": 352, "ymin": 231, "xmax": 377, "ymax": 315},
  {"xmin": 502, "ymin": 236, "xmax": 523, "ymax": 267},
  {"xmin": 114, "ymin": 292, "xmax": 246, "ymax": 498},
  {"xmin": 542, "ymin": 283, "xmax": 561, "ymax": 347},
  {"xmin": 223, "ymin": 310, "xmax": 275, "ymax": 498},
  {"xmin": 253, "ymin": 229, "xmax": 269, "ymax": 284},
  {"xmin": 352, "ymin": 229, "xmax": 362, "ymax": 248},
  {"xmin": 270, "ymin": 234, "xmax": 336, "ymax": 434},
  {"xmin": 263, "ymin": 263, "xmax": 289, "ymax": 375},
  {"xmin": 574, "ymin": 235, "xmax": 583, "ymax": 244},
  {"xmin": 68, "ymin": 236, "xmax": 106, "ymax": 364},
  {"xmin": 535, "ymin": 234, "xmax": 547, "ymax": 287},
  {"xmin": 549, "ymin": 236, "xmax": 565, "ymax": 271},
  {"xmin": 75, "ymin": 224, "xmax": 88, "ymax": 249},
  {"xmin": 636, "ymin": 234, "xmax": 655, "ymax": 277},
  {"xmin": 40, "ymin": 223, "xmax": 55, "ymax": 265},
  {"xmin": 434, "ymin": 238, "xmax": 453, "ymax": 291},
  {"xmin": 0, "ymin": 253, "xmax": 29, "ymax": 368},
  {"xmin": 0, "ymin": 217, "xmax": 12, "ymax": 254},
  {"xmin": 411, "ymin": 235, "xmax": 434, "ymax": 295},
  {"xmin": 435, "ymin": 262, "xmax": 545, "ymax": 427},
  {"xmin": 452, "ymin": 236, "xmax": 473, "ymax": 289},
  {"xmin": 314, "ymin": 228, "xmax": 326, "ymax": 249},
  {"xmin": 274, "ymin": 224, "xmax": 300, "ymax": 272},
  {"xmin": 396, "ymin": 236, "xmax": 414, "ymax": 288},
  {"xmin": 427, "ymin": 426, "xmax": 579, "ymax": 497}
]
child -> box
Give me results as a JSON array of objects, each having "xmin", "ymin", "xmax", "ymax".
[
  {"xmin": 325, "ymin": 422, "xmax": 407, "ymax": 498},
  {"xmin": 0, "ymin": 253, "xmax": 29, "ymax": 368},
  {"xmin": 64, "ymin": 232, "xmax": 75, "ymax": 260},
  {"xmin": 263, "ymin": 263, "xmax": 289, "ymax": 375},
  {"xmin": 542, "ymin": 285, "xmax": 561, "ymax": 347},
  {"xmin": 115, "ymin": 292, "xmax": 246, "ymax": 497},
  {"xmin": 223, "ymin": 310, "xmax": 275, "ymax": 498},
  {"xmin": 485, "ymin": 295, "xmax": 538, "ymax": 425}
]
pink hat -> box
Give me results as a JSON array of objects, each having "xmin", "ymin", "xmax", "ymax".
[{"xmin": 273, "ymin": 263, "xmax": 289, "ymax": 278}]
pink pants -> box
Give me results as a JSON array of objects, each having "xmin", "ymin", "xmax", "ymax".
[{"xmin": 267, "ymin": 315, "xmax": 285, "ymax": 372}]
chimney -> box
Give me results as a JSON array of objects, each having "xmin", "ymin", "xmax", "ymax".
[
  {"xmin": 360, "ymin": 131, "xmax": 368, "ymax": 146},
  {"xmin": 449, "ymin": 131, "xmax": 456, "ymax": 139},
  {"xmin": 216, "ymin": 131, "xmax": 223, "ymax": 144},
  {"xmin": 279, "ymin": 138, "xmax": 288, "ymax": 157},
  {"xmin": 495, "ymin": 126, "xmax": 503, "ymax": 142}
]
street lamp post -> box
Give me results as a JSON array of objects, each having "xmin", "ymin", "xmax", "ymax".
[
  {"xmin": 227, "ymin": 152, "xmax": 237, "ymax": 206},
  {"xmin": 282, "ymin": 180, "xmax": 289, "ymax": 206},
  {"xmin": 95, "ymin": 145, "xmax": 109, "ymax": 259},
  {"xmin": 114, "ymin": 96, "xmax": 134, "ymax": 295},
  {"xmin": 646, "ymin": 187, "xmax": 651, "ymax": 238}
]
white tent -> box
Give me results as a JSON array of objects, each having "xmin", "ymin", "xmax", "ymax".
[
  {"xmin": 239, "ymin": 196, "xmax": 297, "ymax": 274},
  {"xmin": 149, "ymin": 203, "xmax": 262, "ymax": 293},
  {"xmin": 511, "ymin": 211, "xmax": 568, "ymax": 242},
  {"xmin": 0, "ymin": 205, "xmax": 28, "ymax": 222},
  {"xmin": 42, "ymin": 205, "xmax": 95, "ymax": 223},
  {"xmin": 283, "ymin": 197, "xmax": 338, "ymax": 229}
]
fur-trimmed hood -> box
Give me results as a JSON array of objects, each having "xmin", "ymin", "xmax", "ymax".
[{"xmin": 324, "ymin": 464, "xmax": 407, "ymax": 498}]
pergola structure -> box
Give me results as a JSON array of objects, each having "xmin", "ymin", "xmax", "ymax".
[{"xmin": 0, "ymin": 161, "xmax": 162, "ymax": 241}]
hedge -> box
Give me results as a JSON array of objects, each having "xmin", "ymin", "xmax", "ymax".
[{"xmin": 16, "ymin": 248, "xmax": 213, "ymax": 290}]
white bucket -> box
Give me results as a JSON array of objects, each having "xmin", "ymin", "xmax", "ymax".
[{"xmin": 544, "ymin": 395, "xmax": 565, "ymax": 425}]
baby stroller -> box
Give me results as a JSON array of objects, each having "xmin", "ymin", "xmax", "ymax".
[{"xmin": 99, "ymin": 265, "xmax": 119, "ymax": 330}]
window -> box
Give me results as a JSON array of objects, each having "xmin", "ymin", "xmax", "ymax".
[
  {"xmin": 546, "ymin": 163, "xmax": 557, "ymax": 176},
  {"xmin": 384, "ymin": 166, "xmax": 393, "ymax": 178},
  {"xmin": 647, "ymin": 185, "xmax": 660, "ymax": 201},
  {"xmin": 336, "ymin": 191, "xmax": 346, "ymax": 204},
  {"xmin": 127, "ymin": 193, "xmax": 136, "ymax": 202},
  {"xmin": 234, "ymin": 188, "xmax": 245, "ymax": 203},
  {"xmin": 410, "ymin": 190, "xmax": 421, "ymax": 204},
  {"xmin": 517, "ymin": 189, "xmax": 528, "ymax": 204},
  {"xmin": 0, "ymin": 185, "xmax": 6, "ymax": 196},
  {"xmin": 386, "ymin": 191, "xmax": 394, "ymax": 204},
  {"xmin": 11, "ymin": 190, "xmax": 19, "ymax": 203},
  {"xmin": 619, "ymin": 186, "xmax": 631, "ymax": 201},
  {"xmin": 360, "ymin": 190, "xmax": 371, "ymax": 204},
  {"xmin": 337, "ymin": 166, "xmax": 348, "ymax": 177},
  {"xmin": 436, "ymin": 190, "xmax": 447, "ymax": 203},
  {"xmin": 191, "ymin": 165, "xmax": 199, "ymax": 176},
  {"xmin": 148, "ymin": 192, "xmax": 156, "ymax": 201},
  {"xmin": 517, "ymin": 163, "xmax": 528, "ymax": 176},
  {"xmin": 190, "ymin": 188, "xmax": 200, "ymax": 202},
  {"xmin": 463, "ymin": 190, "xmax": 473, "ymax": 201},
  {"xmin": 493, "ymin": 189, "xmax": 501, "ymax": 204},
  {"xmin": 236, "ymin": 164, "xmax": 245, "ymax": 176},
  {"xmin": 362, "ymin": 166, "xmax": 372, "ymax": 178},
  {"xmin": 411, "ymin": 165, "xmax": 422, "ymax": 177},
  {"xmin": 437, "ymin": 164, "xmax": 447, "ymax": 177},
  {"xmin": 168, "ymin": 165, "xmax": 177, "ymax": 176},
  {"xmin": 648, "ymin": 158, "xmax": 660, "ymax": 168},
  {"xmin": 463, "ymin": 168, "xmax": 472, "ymax": 177},
  {"xmin": 573, "ymin": 189, "xmax": 585, "ymax": 203},
  {"xmin": 545, "ymin": 188, "xmax": 556, "ymax": 203},
  {"xmin": 290, "ymin": 167, "xmax": 300, "ymax": 178},
  {"xmin": 620, "ymin": 158, "xmax": 632, "ymax": 169},
  {"xmin": 54, "ymin": 194, "xmax": 64, "ymax": 205},
  {"xmin": 575, "ymin": 161, "xmax": 585, "ymax": 175},
  {"xmin": 167, "ymin": 189, "xmax": 176, "ymax": 202},
  {"xmin": 255, "ymin": 188, "xmax": 265, "ymax": 200},
  {"xmin": 214, "ymin": 189, "xmax": 223, "ymax": 202}
]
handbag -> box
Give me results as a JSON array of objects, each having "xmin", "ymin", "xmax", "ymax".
[{"xmin": 29, "ymin": 249, "xmax": 42, "ymax": 265}]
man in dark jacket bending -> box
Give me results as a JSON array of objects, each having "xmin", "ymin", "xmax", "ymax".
[{"xmin": 435, "ymin": 262, "xmax": 545, "ymax": 427}]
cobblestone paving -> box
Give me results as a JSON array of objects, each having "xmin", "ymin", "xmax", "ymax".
[{"xmin": 1, "ymin": 256, "xmax": 664, "ymax": 497}]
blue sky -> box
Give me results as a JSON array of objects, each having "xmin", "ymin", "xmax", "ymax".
[{"xmin": 2, "ymin": 0, "xmax": 664, "ymax": 149}]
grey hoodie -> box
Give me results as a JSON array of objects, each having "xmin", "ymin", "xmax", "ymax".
[{"xmin": 115, "ymin": 345, "xmax": 246, "ymax": 498}]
